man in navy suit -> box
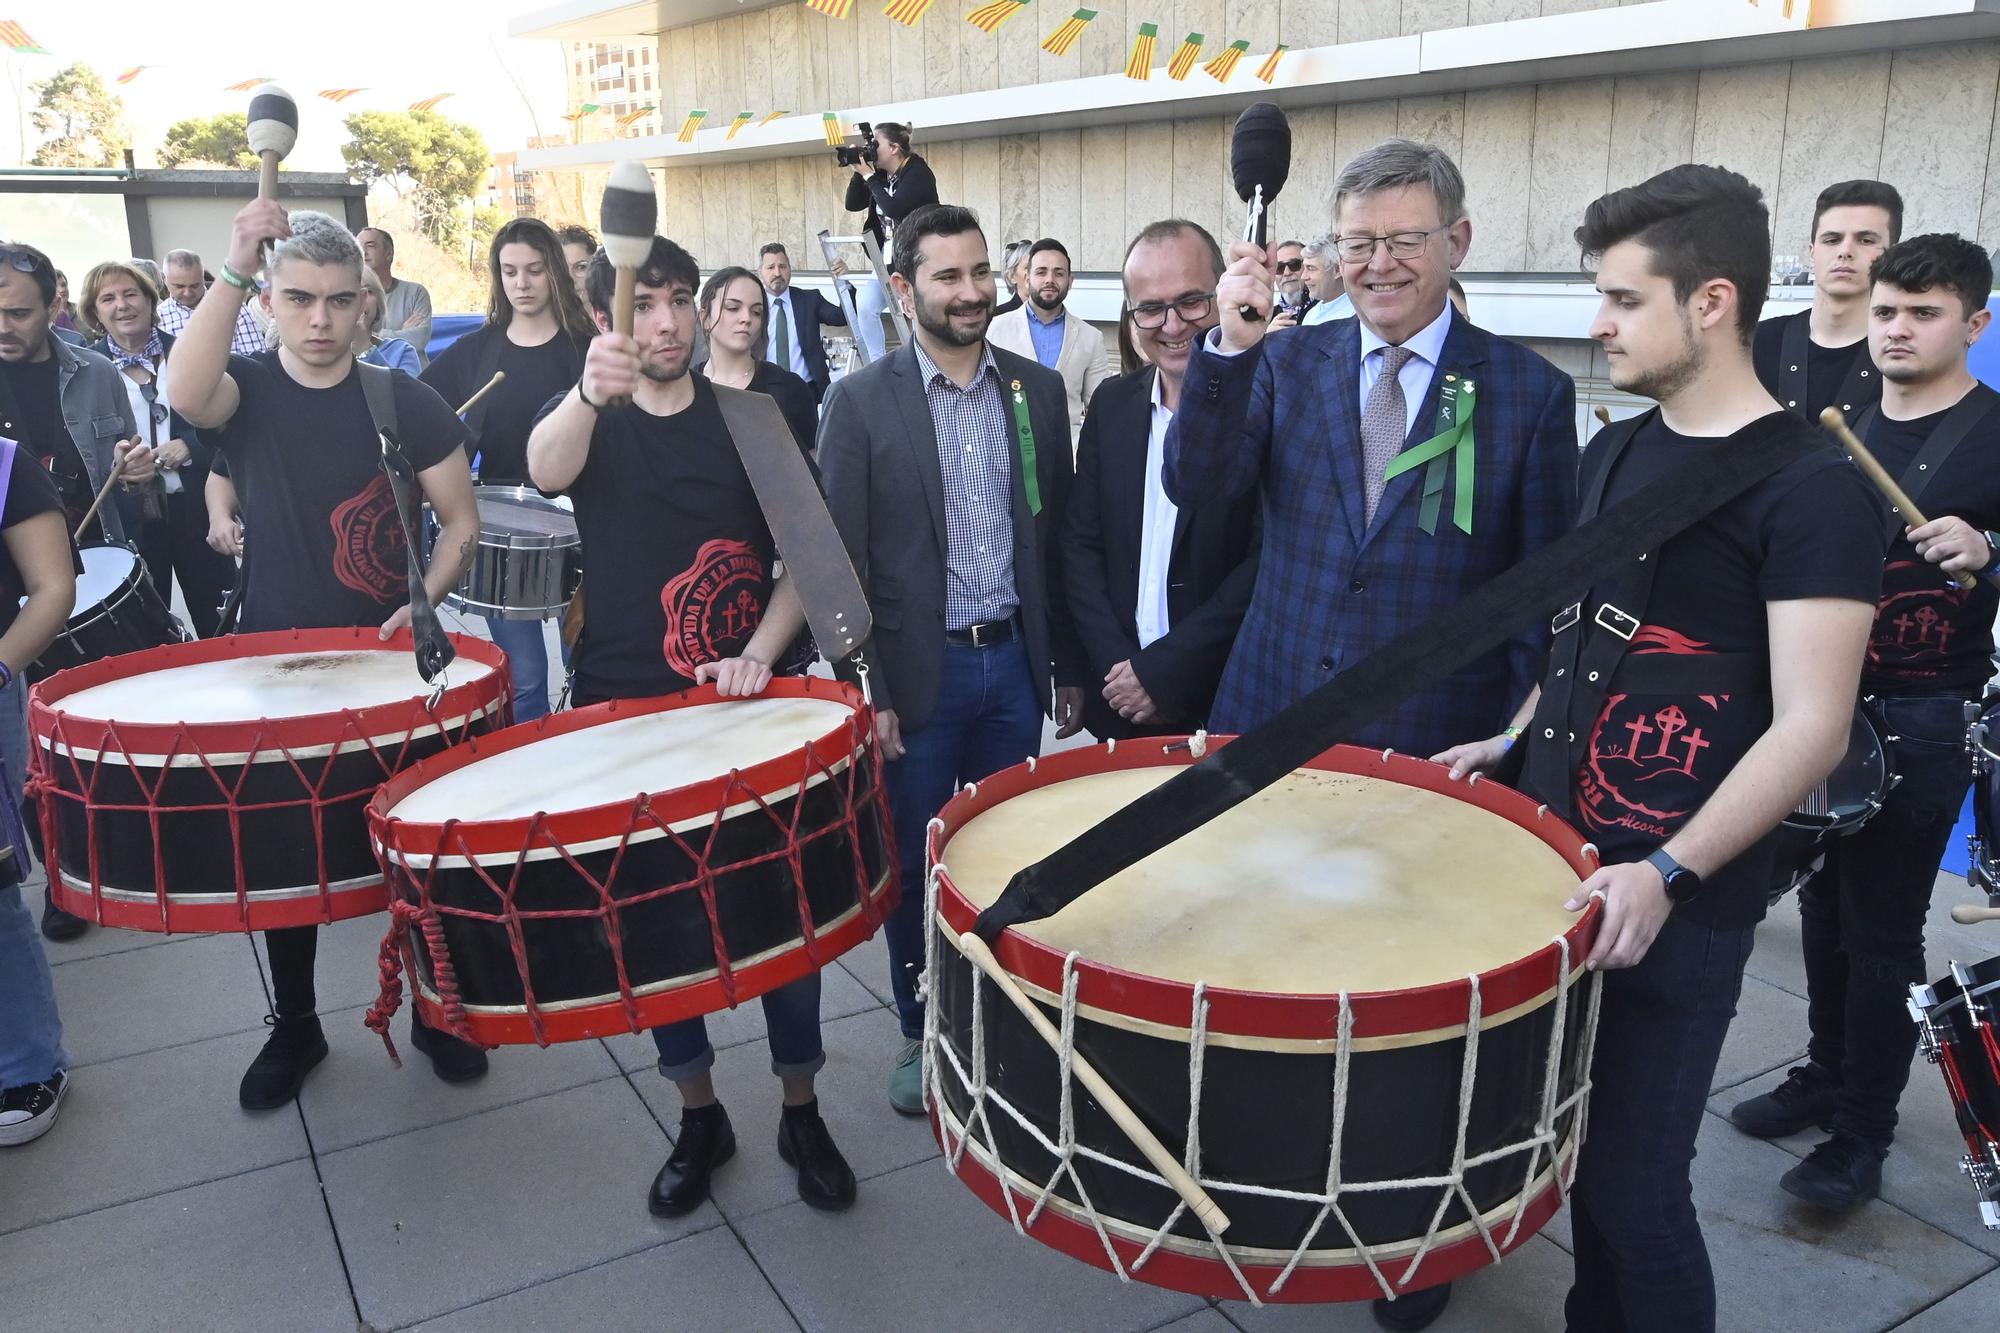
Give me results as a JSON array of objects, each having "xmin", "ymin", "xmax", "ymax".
[{"xmin": 758, "ymin": 242, "xmax": 851, "ymax": 403}]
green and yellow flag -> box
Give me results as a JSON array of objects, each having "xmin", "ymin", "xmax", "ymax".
[
  {"xmin": 676, "ymin": 109, "xmax": 706, "ymax": 142},
  {"xmin": 759, "ymin": 110, "xmax": 789, "ymax": 127},
  {"xmin": 0, "ymin": 21, "xmax": 47, "ymax": 54},
  {"xmin": 1255, "ymin": 45, "xmax": 1290, "ymax": 84},
  {"xmin": 1166, "ymin": 31, "xmax": 1203, "ymax": 80},
  {"xmin": 822, "ymin": 113, "xmax": 846, "ymax": 147},
  {"xmin": 1124, "ymin": 22, "xmax": 1158, "ymax": 80},
  {"xmin": 727, "ymin": 110, "xmax": 756, "ymax": 140},
  {"xmin": 1202, "ymin": 39, "xmax": 1249, "ymax": 83},
  {"xmin": 1041, "ymin": 7, "xmax": 1096, "ymax": 57}
]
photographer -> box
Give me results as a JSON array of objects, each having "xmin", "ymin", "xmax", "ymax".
[{"xmin": 840, "ymin": 122, "xmax": 938, "ymax": 359}]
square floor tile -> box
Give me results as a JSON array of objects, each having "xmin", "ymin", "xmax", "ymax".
[
  {"xmin": 838, "ymin": 927, "xmax": 897, "ymax": 1009},
  {"xmin": 603, "ymin": 959, "xmax": 884, "ymax": 1075},
  {"xmin": 51, "ymin": 930, "xmax": 269, "ymax": 1066},
  {"xmin": 1710, "ymin": 974, "xmax": 1809, "ymax": 1095},
  {"xmin": 320, "ymin": 1077, "xmax": 711, "ymax": 1330},
  {"xmin": 1894, "ymin": 1266, "xmax": 2000, "ymax": 1331},
  {"xmin": 305, "ymin": 910, "xmax": 405, "ymax": 1014}
]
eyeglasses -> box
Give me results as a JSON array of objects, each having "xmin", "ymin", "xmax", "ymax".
[
  {"xmin": 1273, "ymin": 258, "xmax": 1304, "ymax": 274},
  {"xmin": 1332, "ymin": 226, "xmax": 1448, "ymax": 264},
  {"xmin": 0, "ymin": 246, "xmax": 48, "ymax": 277},
  {"xmin": 1129, "ymin": 292, "xmax": 1217, "ymax": 330}
]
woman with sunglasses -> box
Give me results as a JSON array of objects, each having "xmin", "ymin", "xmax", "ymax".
[{"xmin": 80, "ymin": 262, "xmax": 235, "ymax": 637}]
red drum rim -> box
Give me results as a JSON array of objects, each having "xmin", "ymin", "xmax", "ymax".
[
  {"xmin": 928, "ymin": 737, "xmax": 1602, "ymax": 1045},
  {"xmin": 28, "ymin": 628, "xmax": 510, "ymax": 759},
  {"xmin": 369, "ymin": 676, "xmax": 871, "ymax": 863}
]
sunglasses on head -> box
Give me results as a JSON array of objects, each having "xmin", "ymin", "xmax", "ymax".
[
  {"xmin": 1274, "ymin": 258, "xmax": 1304, "ymax": 274},
  {"xmin": 0, "ymin": 246, "xmax": 49, "ymax": 277}
]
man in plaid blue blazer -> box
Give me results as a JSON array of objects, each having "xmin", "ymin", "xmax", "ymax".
[{"xmin": 1168, "ymin": 140, "xmax": 1577, "ymax": 766}]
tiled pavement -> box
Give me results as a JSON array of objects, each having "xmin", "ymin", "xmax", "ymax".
[{"xmin": 6, "ymin": 669, "xmax": 1999, "ymax": 1329}]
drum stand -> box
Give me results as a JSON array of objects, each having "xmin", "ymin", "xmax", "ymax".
[{"xmin": 818, "ymin": 229, "xmax": 907, "ymax": 367}]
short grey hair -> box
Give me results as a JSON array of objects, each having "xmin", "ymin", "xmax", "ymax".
[
  {"xmin": 163, "ymin": 248, "xmax": 201, "ymax": 273},
  {"xmin": 1332, "ymin": 137, "xmax": 1469, "ymax": 228},
  {"xmin": 1304, "ymin": 233, "xmax": 1338, "ymax": 262},
  {"xmin": 268, "ymin": 211, "xmax": 364, "ymax": 283}
]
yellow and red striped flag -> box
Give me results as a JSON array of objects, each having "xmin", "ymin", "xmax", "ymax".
[
  {"xmin": 317, "ymin": 88, "xmax": 367, "ymax": 103},
  {"xmin": 409, "ymin": 93, "xmax": 454, "ymax": 113},
  {"xmin": 619, "ymin": 104, "xmax": 656, "ymax": 129},
  {"xmin": 726, "ymin": 110, "xmax": 756, "ymax": 140},
  {"xmin": 224, "ymin": 77, "xmax": 271, "ymax": 92},
  {"xmin": 806, "ymin": 0, "xmax": 854, "ymax": 15},
  {"xmin": 1124, "ymin": 22, "xmax": 1157, "ymax": 80},
  {"xmin": 759, "ymin": 110, "xmax": 789, "ymax": 127},
  {"xmin": 1166, "ymin": 31, "xmax": 1203, "ymax": 80},
  {"xmin": 675, "ymin": 109, "xmax": 706, "ymax": 141},
  {"xmin": 1040, "ymin": 7, "xmax": 1095, "ymax": 57},
  {"xmin": 1255, "ymin": 45, "xmax": 1289, "ymax": 84},
  {"xmin": 0, "ymin": 21, "xmax": 47, "ymax": 54},
  {"xmin": 822, "ymin": 112, "xmax": 845, "ymax": 147},
  {"xmin": 883, "ymin": 0, "xmax": 935, "ymax": 25},
  {"xmin": 115, "ymin": 66, "xmax": 149, "ymax": 85},
  {"xmin": 1202, "ymin": 39, "xmax": 1249, "ymax": 83},
  {"xmin": 966, "ymin": 0, "xmax": 1028, "ymax": 33}
]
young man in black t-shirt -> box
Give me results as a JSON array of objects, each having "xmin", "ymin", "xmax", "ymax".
[
  {"xmin": 1752, "ymin": 179, "xmax": 1901, "ymax": 423},
  {"xmin": 1732, "ymin": 234, "xmax": 2000, "ymax": 1208},
  {"xmin": 526, "ymin": 235, "xmax": 855, "ymax": 1219},
  {"xmin": 1439, "ymin": 167, "xmax": 1880, "ymax": 1331},
  {"xmin": 168, "ymin": 201, "xmax": 485, "ymax": 1110}
]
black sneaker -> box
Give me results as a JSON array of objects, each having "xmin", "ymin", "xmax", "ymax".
[
  {"xmin": 1373, "ymin": 1282, "xmax": 1452, "ymax": 1330},
  {"xmin": 0, "ymin": 1071, "xmax": 70, "ymax": 1146},
  {"xmin": 238, "ymin": 1014, "xmax": 328, "ymax": 1110},
  {"xmin": 777, "ymin": 1099, "xmax": 857, "ymax": 1212},
  {"xmin": 1729, "ymin": 1063, "xmax": 1838, "ymax": 1138},
  {"xmin": 649, "ymin": 1104, "xmax": 736, "ymax": 1217},
  {"xmin": 1781, "ymin": 1132, "xmax": 1884, "ymax": 1210},
  {"xmin": 408, "ymin": 1011, "xmax": 489, "ymax": 1084},
  {"xmin": 39, "ymin": 896, "xmax": 88, "ymax": 942}
]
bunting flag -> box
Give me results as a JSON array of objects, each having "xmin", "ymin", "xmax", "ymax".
[
  {"xmin": 1202, "ymin": 39, "xmax": 1249, "ymax": 83},
  {"xmin": 758, "ymin": 109, "xmax": 789, "ymax": 127},
  {"xmin": 1166, "ymin": 31, "xmax": 1203, "ymax": 80},
  {"xmin": 1124, "ymin": 22, "xmax": 1157, "ymax": 80},
  {"xmin": 806, "ymin": 0, "xmax": 854, "ymax": 15},
  {"xmin": 966, "ymin": 0, "xmax": 1028, "ymax": 33},
  {"xmin": 560, "ymin": 109, "xmax": 590, "ymax": 125},
  {"xmin": 619, "ymin": 104, "xmax": 656, "ymax": 129},
  {"xmin": 675, "ymin": 108, "xmax": 705, "ymax": 141},
  {"xmin": 883, "ymin": 0, "xmax": 935, "ymax": 24},
  {"xmin": 727, "ymin": 109, "xmax": 756, "ymax": 140},
  {"xmin": 1255, "ymin": 45, "xmax": 1289, "ymax": 84},
  {"xmin": 822, "ymin": 112, "xmax": 845, "ymax": 146},
  {"xmin": 1040, "ymin": 7, "xmax": 1095, "ymax": 57},
  {"xmin": 115, "ymin": 66, "xmax": 149, "ymax": 85},
  {"xmin": 317, "ymin": 88, "xmax": 367, "ymax": 102},
  {"xmin": 409, "ymin": 93, "xmax": 454, "ymax": 113},
  {"xmin": 0, "ymin": 21, "xmax": 47, "ymax": 54},
  {"xmin": 224, "ymin": 77, "xmax": 271, "ymax": 92}
]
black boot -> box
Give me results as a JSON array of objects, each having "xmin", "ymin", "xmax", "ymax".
[
  {"xmin": 1781, "ymin": 1132, "xmax": 1884, "ymax": 1210},
  {"xmin": 39, "ymin": 892, "xmax": 87, "ymax": 943},
  {"xmin": 408, "ymin": 1010, "xmax": 489, "ymax": 1084},
  {"xmin": 239, "ymin": 1014, "xmax": 329, "ymax": 1110},
  {"xmin": 1373, "ymin": 1282, "xmax": 1452, "ymax": 1331},
  {"xmin": 649, "ymin": 1103, "xmax": 736, "ymax": 1217},
  {"xmin": 1729, "ymin": 1063, "xmax": 1838, "ymax": 1138},
  {"xmin": 777, "ymin": 1098, "xmax": 857, "ymax": 1212}
]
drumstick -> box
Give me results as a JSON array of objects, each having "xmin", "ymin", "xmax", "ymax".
[
  {"xmin": 599, "ymin": 159, "xmax": 657, "ymax": 411},
  {"xmin": 245, "ymin": 84, "xmax": 299, "ymax": 209},
  {"xmin": 1819, "ymin": 407, "xmax": 1980, "ymax": 591},
  {"xmin": 455, "ymin": 371, "xmax": 505, "ymax": 417},
  {"xmin": 73, "ymin": 449, "xmax": 131, "ymax": 539},
  {"xmin": 1952, "ymin": 903, "xmax": 2000, "ymax": 925},
  {"xmin": 954, "ymin": 931, "xmax": 1233, "ymax": 1236}
]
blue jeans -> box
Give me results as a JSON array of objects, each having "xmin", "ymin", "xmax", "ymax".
[
  {"xmin": 1565, "ymin": 913, "xmax": 1756, "ymax": 1333},
  {"xmin": 852, "ymin": 278, "xmax": 889, "ymax": 362},
  {"xmin": 651, "ymin": 970, "xmax": 826, "ymax": 1081},
  {"xmin": 0, "ymin": 675, "xmax": 67, "ymax": 1088},
  {"xmin": 485, "ymin": 615, "xmax": 552, "ymax": 723},
  {"xmin": 883, "ymin": 638, "xmax": 1045, "ymax": 1039}
]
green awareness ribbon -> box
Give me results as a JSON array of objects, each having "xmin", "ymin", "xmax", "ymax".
[
  {"xmin": 1380, "ymin": 373, "xmax": 1477, "ymax": 535},
  {"xmin": 1008, "ymin": 378, "xmax": 1042, "ymax": 517}
]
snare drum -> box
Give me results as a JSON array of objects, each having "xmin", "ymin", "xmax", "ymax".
[
  {"xmin": 28, "ymin": 543, "xmax": 185, "ymax": 682},
  {"xmin": 367, "ymin": 677, "xmax": 895, "ymax": 1046},
  {"xmin": 1908, "ymin": 954, "xmax": 2000, "ymax": 1232},
  {"xmin": 1967, "ymin": 698, "xmax": 2000, "ymax": 895},
  {"xmin": 428, "ymin": 485, "xmax": 582, "ymax": 621},
  {"xmin": 1767, "ymin": 702, "xmax": 1896, "ymax": 900},
  {"xmin": 924, "ymin": 740, "xmax": 1602, "ymax": 1304},
  {"xmin": 30, "ymin": 629, "xmax": 509, "ymax": 932}
]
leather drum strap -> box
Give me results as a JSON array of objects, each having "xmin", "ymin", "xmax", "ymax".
[{"xmin": 356, "ymin": 361, "xmax": 454, "ymax": 683}]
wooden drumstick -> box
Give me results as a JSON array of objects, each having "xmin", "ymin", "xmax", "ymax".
[
  {"xmin": 455, "ymin": 371, "xmax": 505, "ymax": 417},
  {"xmin": 1820, "ymin": 407, "xmax": 1982, "ymax": 591},
  {"xmin": 1952, "ymin": 903, "xmax": 2000, "ymax": 925},
  {"xmin": 599, "ymin": 159, "xmax": 657, "ymax": 411},
  {"xmin": 74, "ymin": 448, "xmax": 131, "ymax": 540},
  {"xmin": 246, "ymin": 84, "xmax": 299, "ymax": 207},
  {"xmin": 954, "ymin": 931, "xmax": 1233, "ymax": 1236}
]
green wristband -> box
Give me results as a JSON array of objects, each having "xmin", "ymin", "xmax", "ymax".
[{"xmin": 218, "ymin": 262, "xmax": 257, "ymax": 292}]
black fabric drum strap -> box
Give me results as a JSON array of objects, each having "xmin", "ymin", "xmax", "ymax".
[
  {"xmin": 358, "ymin": 361, "xmax": 454, "ymax": 683},
  {"xmin": 973, "ymin": 413, "xmax": 1821, "ymax": 941},
  {"xmin": 711, "ymin": 384, "xmax": 873, "ymax": 663},
  {"xmin": 1851, "ymin": 385, "xmax": 2000, "ymax": 543},
  {"xmin": 1778, "ymin": 311, "xmax": 1876, "ymax": 420}
]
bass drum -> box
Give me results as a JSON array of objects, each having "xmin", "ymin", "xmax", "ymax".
[
  {"xmin": 1767, "ymin": 701, "xmax": 1896, "ymax": 903},
  {"xmin": 28, "ymin": 543, "xmax": 185, "ymax": 682}
]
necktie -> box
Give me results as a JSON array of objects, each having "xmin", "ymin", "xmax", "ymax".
[
  {"xmin": 772, "ymin": 296, "xmax": 792, "ymax": 372},
  {"xmin": 1361, "ymin": 344, "xmax": 1415, "ymax": 525}
]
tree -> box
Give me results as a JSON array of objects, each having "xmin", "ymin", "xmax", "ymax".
[
  {"xmin": 29, "ymin": 63, "xmax": 128, "ymax": 168},
  {"xmin": 157, "ymin": 112, "xmax": 254, "ymax": 169},
  {"xmin": 343, "ymin": 109, "xmax": 491, "ymax": 248}
]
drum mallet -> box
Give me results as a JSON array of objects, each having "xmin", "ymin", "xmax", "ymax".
[
  {"xmin": 1820, "ymin": 407, "xmax": 1984, "ymax": 591},
  {"xmin": 1593, "ymin": 405, "xmax": 1612, "ymax": 428},
  {"xmin": 955, "ymin": 931, "xmax": 1233, "ymax": 1236},
  {"xmin": 455, "ymin": 371, "xmax": 506, "ymax": 417},
  {"xmin": 599, "ymin": 159, "xmax": 657, "ymax": 411},
  {"xmin": 1953, "ymin": 903, "xmax": 2000, "ymax": 925},
  {"xmin": 246, "ymin": 84, "xmax": 299, "ymax": 211}
]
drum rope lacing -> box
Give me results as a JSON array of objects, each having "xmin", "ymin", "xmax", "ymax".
[{"xmin": 922, "ymin": 848, "xmax": 1605, "ymax": 1305}]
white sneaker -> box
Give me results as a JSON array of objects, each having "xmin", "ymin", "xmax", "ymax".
[{"xmin": 0, "ymin": 1071, "xmax": 69, "ymax": 1146}]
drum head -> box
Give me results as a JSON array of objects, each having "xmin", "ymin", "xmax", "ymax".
[
  {"xmin": 473, "ymin": 487, "xmax": 578, "ymax": 547},
  {"xmin": 72, "ymin": 544, "xmax": 139, "ymax": 611},
  {"xmin": 51, "ymin": 647, "xmax": 497, "ymax": 727}
]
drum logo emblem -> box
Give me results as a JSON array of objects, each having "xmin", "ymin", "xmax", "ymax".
[
  {"xmin": 328, "ymin": 474, "xmax": 406, "ymax": 602},
  {"xmin": 661, "ymin": 538, "xmax": 766, "ymax": 679}
]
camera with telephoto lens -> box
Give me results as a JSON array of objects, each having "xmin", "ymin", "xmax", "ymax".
[{"xmin": 832, "ymin": 121, "xmax": 875, "ymax": 168}]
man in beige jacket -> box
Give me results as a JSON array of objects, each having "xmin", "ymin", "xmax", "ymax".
[{"xmin": 987, "ymin": 238, "xmax": 1112, "ymax": 443}]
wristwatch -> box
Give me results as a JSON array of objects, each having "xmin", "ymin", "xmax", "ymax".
[
  {"xmin": 1979, "ymin": 529, "xmax": 2000, "ymax": 578},
  {"xmin": 1645, "ymin": 847, "xmax": 1703, "ymax": 903}
]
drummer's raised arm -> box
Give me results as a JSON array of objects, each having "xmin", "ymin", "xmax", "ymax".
[
  {"xmin": 528, "ymin": 330, "xmax": 634, "ymax": 492},
  {"xmin": 171, "ymin": 200, "xmax": 290, "ymax": 427}
]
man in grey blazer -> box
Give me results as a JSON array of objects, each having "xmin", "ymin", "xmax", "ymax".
[
  {"xmin": 987, "ymin": 238, "xmax": 1113, "ymax": 443},
  {"xmin": 818, "ymin": 204, "xmax": 1086, "ymax": 1114}
]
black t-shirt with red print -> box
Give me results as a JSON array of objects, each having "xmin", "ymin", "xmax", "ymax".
[
  {"xmin": 1857, "ymin": 402, "xmax": 2000, "ymax": 698},
  {"xmin": 209, "ymin": 352, "xmax": 467, "ymax": 633},
  {"xmin": 535, "ymin": 377, "xmax": 810, "ymax": 704},
  {"xmin": 1567, "ymin": 412, "xmax": 1882, "ymax": 926}
]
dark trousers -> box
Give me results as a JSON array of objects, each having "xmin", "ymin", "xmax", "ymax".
[
  {"xmin": 123, "ymin": 486, "xmax": 236, "ymax": 638},
  {"xmin": 882, "ymin": 638, "xmax": 1044, "ymax": 1039},
  {"xmin": 1799, "ymin": 692, "xmax": 1971, "ymax": 1152},
  {"xmin": 265, "ymin": 925, "xmax": 318, "ymax": 1018},
  {"xmin": 1565, "ymin": 913, "xmax": 1756, "ymax": 1333}
]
